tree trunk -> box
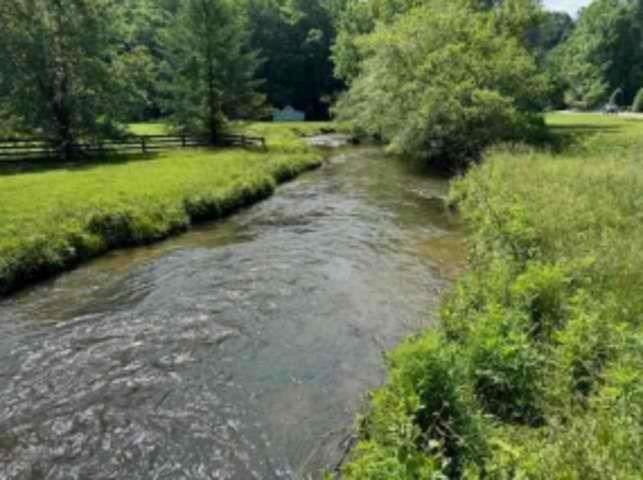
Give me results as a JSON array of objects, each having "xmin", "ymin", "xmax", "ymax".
[
  {"xmin": 53, "ymin": 72, "xmax": 74, "ymax": 160},
  {"xmin": 207, "ymin": 61, "xmax": 219, "ymax": 146},
  {"xmin": 58, "ymin": 121, "xmax": 74, "ymax": 160},
  {"xmin": 51, "ymin": 0, "xmax": 75, "ymax": 160}
]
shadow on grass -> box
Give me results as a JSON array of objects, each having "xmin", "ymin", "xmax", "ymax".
[
  {"xmin": 0, "ymin": 144, "xmax": 268, "ymax": 176},
  {"xmin": 0, "ymin": 152, "xmax": 170, "ymax": 176},
  {"xmin": 0, "ymin": 142, "xmax": 287, "ymax": 177},
  {"xmin": 546, "ymin": 124, "xmax": 623, "ymax": 152}
]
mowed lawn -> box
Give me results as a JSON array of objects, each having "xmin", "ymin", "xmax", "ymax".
[
  {"xmin": 546, "ymin": 111, "xmax": 643, "ymax": 156},
  {"xmin": 0, "ymin": 122, "xmax": 329, "ymax": 295}
]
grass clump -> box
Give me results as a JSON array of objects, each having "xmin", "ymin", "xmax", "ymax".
[
  {"xmin": 0, "ymin": 122, "xmax": 328, "ymax": 296},
  {"xmin": 342, "ymin": 114, "xmax": 643, "ymax": 478}
]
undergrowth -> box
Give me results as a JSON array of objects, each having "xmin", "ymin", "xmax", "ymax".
[{"xmin": 341, "ymin": 114, "xmax": 643, "ymax": 478}]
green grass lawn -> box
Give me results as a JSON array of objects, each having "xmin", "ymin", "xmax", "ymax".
[
  {"xmin": 0, "ymin": 122, "xmax": 329, "ymax": 295},
  {"xmin": 127, "ymin": 122, "xmax": 170, "ymax": 136},
  {"xmin": 126, "ymin": 120, "xmax": 339, "ymax": 138},
  {"xmin": 546, "ymin": 111, "xmax": 643, "ymax": 157},
  {"xmin": 342, "ymin": 112, "xmax": 643, "ymax": 479}
]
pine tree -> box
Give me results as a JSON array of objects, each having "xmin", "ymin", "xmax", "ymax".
[{"xmin": 161, "ymin": 0, "xmax": 264, "ymax": 143}]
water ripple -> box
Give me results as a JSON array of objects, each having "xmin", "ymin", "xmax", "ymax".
[{"xmin": 0, "ymin": 147, "xmax": 464, "ymax": 479}]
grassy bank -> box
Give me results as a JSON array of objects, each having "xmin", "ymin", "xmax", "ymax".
[
  {"xmin": 0, "ymin": 122, "xmax": 328, "ymax": 296},
  {"xmin": 341, "ymin": 113, "xmax": 643, "ymax": 478}
]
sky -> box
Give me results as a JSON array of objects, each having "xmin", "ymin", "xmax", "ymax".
[{"xmin": 542, "ymin": 0, "xmax": 591, "ymax": 15}]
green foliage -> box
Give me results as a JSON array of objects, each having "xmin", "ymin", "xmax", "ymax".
[
  {"xmin": 0, "ymin": 0, "xmax": 128, "ymax": 155},
  {"xmin": 0, "ymin": 0, "xmax": 343, "ymax": 127},
  {"xmin": 343, "ymin": 114, "xmax": 643, "ymax": 478},
  {"xmin": 554, "ymin": 0, "xmax": 643, "ymax": 109},
  {"xmin": 244, "ymin": 0, "xmax": 342, "ymax": 119},
  {"xmin": 633, "ymin": 87, "xmax": 643, "ymax": 112},
  {"xmin": 0, "ymin": 104, "xmax": 22, "ymax": 137},
  {"xmin": 333, "ymin": 0, "xmax": 548, "ymax": 167},
  {"xmin": 550, "ymin": 295, "xmax": 622, "ymax": 401},
  {"xmin": 0, "ymin": 122, "xmax": 325, "ymax": 296},
  {"xmin": 527, "ymin": 11, "xmax": 574, "ymax": 56},
  {"xmin": 113, "ymin": 0, "xmax": 173, "ymax": 120},
  {"xmin": 343, "ymin": 441, "xmax": 445, "ymax": 480},
  {"xmin": 466, "ymin": 305, "xmax": 545, "ymax": 424},
  {"xmin": 346, "ymin": 333, "xmax": 487, "ymax": 479},
  {"xmin": 330, "ymin": 0, "xmax": 423, "ymax": 83},
  {"xmin": 160, "ymin": 0, "xmax": 264, "ymax": 142}
]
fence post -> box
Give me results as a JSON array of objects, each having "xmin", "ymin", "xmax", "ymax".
[
  {"xmin": 141, "ymin": 137, "xmax": 147, "ymax": 154},
  {"xmin": 182, "ymin": 135, "xmax": 186, "ymax": 147}
]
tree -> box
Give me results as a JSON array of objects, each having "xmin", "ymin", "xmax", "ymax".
[
  {"xmin": 331, "ymin": 0, "xmax": 423, "ymax": 83},
  {"xmin": 531, "ymin": 12, "xmax": 575, "ymax": 109},
  {"xmin": 527, "ymin": 10, "xmax": 574, "ymax": 59},
  {"xmin": 115, "ymin": 0, "xmax": 173, "ymax": 121},
  {"xmin": 0, "ymin": 0, "xmax": 127, "ymax": 158},
  {"xmin": 331, "ymin": 0, "xmax": 543, "ymax": 84},
  {"xmin": 333, "ymin": 0, "xmax": 547, "ymax": 167},
  {"xmin": 555, "ymin": 0, "xmax": 643, "ymax": 109},
  {"xmin": 161, "ymin": 0, "xmax": 264, "ymax": 143},
  {"xmin": 243, "ymin": 0, "xmax": 342, "ymax": 119}
]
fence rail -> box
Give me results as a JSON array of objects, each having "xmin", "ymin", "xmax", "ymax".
[{"xmin": 0, "ymin": 133, "xmax": 266, "ymax": 161}]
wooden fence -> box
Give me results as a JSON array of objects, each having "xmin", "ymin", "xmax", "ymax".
[{"xmin": 0, "ymin": 133, "xmax": 266, "ymax": 161}]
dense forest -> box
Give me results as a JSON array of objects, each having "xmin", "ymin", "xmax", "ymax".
[
  {"xmin": 1, "ymin": 0, "xmax": 641, "ymax": 163},
  {"xmin": 0, "ymin": 0, "xmax": 342, "ymax": 155}
]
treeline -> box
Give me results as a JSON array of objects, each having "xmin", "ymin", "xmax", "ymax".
[
  {"xmin": 332, "ymin": 0, "xmax": 643, "ymax": 165},
  {"xmin": 0, "ymin": 0, "xmax": 341, "ymax": 156},
  {"xmin": 1, "ymin": 0, "xmax": 641, "ymax": 163},
  {"xmin": 550, "ymin": 0, "xmax": 643, "ymax": 110}
]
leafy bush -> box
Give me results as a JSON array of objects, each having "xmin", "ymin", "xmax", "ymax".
[
  {"xmin": 343, "ymin": 441, "xmax": 444, "ymax": 480},
  {"xmin": 466, "ymin": 305, "xmax": 545, "ymax": 424},
  {"xmin": 346, "ymin": 333, "xmax": 487, "ymax": 479}
]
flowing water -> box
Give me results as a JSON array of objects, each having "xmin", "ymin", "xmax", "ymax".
[{"xmin": 0, "ymin": 145, "xmax": 464, "ymax": 479}]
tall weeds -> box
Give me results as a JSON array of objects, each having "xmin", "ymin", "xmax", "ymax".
[{"xmin": 342, "ymin": 115, "xmax": 643, "ymax": 478}]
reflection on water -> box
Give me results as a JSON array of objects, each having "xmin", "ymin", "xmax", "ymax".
[{"xmin": 0, "ymin": 146, "xmax": 464, "ymax": 479}]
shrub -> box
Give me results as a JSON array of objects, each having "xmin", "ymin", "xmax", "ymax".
[
  {"xmin": 548, "ymin": 294, "xmax": 623, "ymax": 403},
  {"xmin": 342, "ymin": 441, "xmax": 444, "ymax": 480},
  {"xmin": 509, "ymin": 262, "xmax": 578, "ymax": 342},
  {"xmin": 347, "ymin": 333, "xmax": 487, "ymax": 478},
  {"xmin": 466, "ymin": 305, "xmax": 545, "ymax": 424}
]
